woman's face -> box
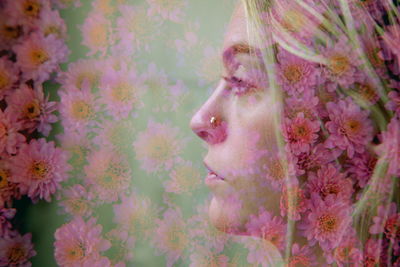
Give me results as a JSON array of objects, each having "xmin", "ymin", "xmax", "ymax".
[{"xmin": 190, "ymin": 3, "xmax": 281, "ymax": 233}]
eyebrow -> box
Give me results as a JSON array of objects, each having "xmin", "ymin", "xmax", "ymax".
[{"xmin": 222, "ymin": 43, "xmax": 260, "ymax": 72}]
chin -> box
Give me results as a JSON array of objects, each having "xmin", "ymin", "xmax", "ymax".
[{"xmin": 208, "ymin": 196, "xmax": 248, "ymax": 234}]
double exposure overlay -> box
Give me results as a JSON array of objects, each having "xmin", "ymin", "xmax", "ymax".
[{"xmin": 0, "ymin": 0, "xmax": 400, "ymax": 266}]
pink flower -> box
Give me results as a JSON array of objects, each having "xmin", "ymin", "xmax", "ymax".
[
  {"xmin": 153, "ymin": 208, "xmax": 188, "ymax": 267},
  {"xmin": 57, "ymin": 58, "xmax": 102, "ymax": 89},
  {"xmin": 13, "ymin": 32, "xmax": 68, "ymax": 83},
  {"xmin": 287, "ymin": 243, "xmax": 317, "ymax": 267},
  {"xmin": 93, "ymin": 119, "xmax": 136, "ymax": 152},
  {"xmin": 298, "ymin": 194, "xmax": 352, "ymax": 250},
  {"xmin": 57, "ymin": 131, "xmax": 92, "ymax": 170},
  {"xmin": 146, "ymin": 0, "xmax": 186, "ymax": 22},
  {"xmin": 263, "ymin": 150, "xmax": 296, "ymax": 192},
  {"xmin": 99, "ymin": 64, "xmax": 143, "ymax": 119},
  {"xmin": 164, "ymin": 160, "xmax": 201, "ymax": 195},
  {"xmin": 306, "ymin": 164, "xmax": 353, "ymax": 202},
  {"xmin": 324, "ymin": 228, "xmax": 362, "ymax": 266},
  {"xmin": 294, "ymin": 144, "xmax": 340, "ymax": 175},
  {"xmin": 321, "ymin": 36, "xmax": 364, "ymax": 91},
  {"xmin": 105, "ymin": 228, "xmax": 135, "ymax": 265},
  {"xmin": 0, "ymin": 157, "xmax": 21, "ymax": 208},
  {"xmin": 0, "ymin": 56, "xmax": 19, "ymax": 100},
  {"xmin": 39, "ymin": 8, "xmax": 67, "ymax": 39},
  {"xmin": 345, "ymin": 151, "xmax": 377, "ymax": 188},
  {"xmin": 277, "ymin": 49, "xmax": 318, "ymax": 96},
  {"xmin": 363, "ymin": 238, "xmax": 386, "ymax": 267},
  {"xmin": 133, "ymin": 120, "xmax": 183, "ymax": 173},
  {"xmin": 54, "ymin": 217, "xmax": 111, "ymax": 267},
  {"xmin": 0, "ymin": 208, "xmax": 15, "ymax": 238},
  {"xmin": 325, "ymin": 97, "xmax": 373, "ymax": 158},
  {"xmin": 0, "ymin": 14, "xmax": 24, "ymax": 51},
  {"xmin": 6, "ymin": 84, "xmax": 58, "ymax": 136},
  {"xmin": 5, "ymin": 0, "xmax": 50, "ymax": 30},
  {"xmin": 59, "ymin": 184, "xmax": 94, "ymax": 218},
  {"xmin": 280, "ymin": 185, "xmax": 307, "ymax": 221},
  {"xmin": 370, "ymin": 203, "xmax": 400, "ymax": 242},
  {"xmin": 245, "ymin": 208, "xmax": 286, "ymax": 252},
  {"xmin": 81, "ymin": 11, "xmax": 112, "ymax": 56},
  {"xmin": 9, "ymin": 138, "xmax": 71, "ymax": 202},
  {"xmin": 283, "ymin": 113, "xmax": 320, "ymax": 155},
  {"xmin": 0, "ymin": 232, "xmax": 36, "ymax": 267},
  {"xmin": 376, "ymin": 117, "xmax": 400, "ymax": 176},
  {"xmin": 84, "ymin": 148, "xmax": 131, "ymax": 203},
  {"xmin": 58, "ymin": 81, "xmax": 100, "ymax": 134},
  {"xmin": 386, "ymin": 90, "xmax": 400, "ymax": 116},
  {"xmin": 284, "ymin": 90, "xmax": 319, "ymax": 120},
  {"xmin": 0, "ymin": 108, "xmax": 25, "ymax": 155}
]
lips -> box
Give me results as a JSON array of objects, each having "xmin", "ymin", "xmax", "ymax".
[{"xmin": 204, "ymin": 162, "xmax": 225, "ymax": 186}]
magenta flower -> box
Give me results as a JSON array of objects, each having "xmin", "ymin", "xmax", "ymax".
[
  {"xmin": 345, "ymin": 151, "xmax": 377, "ymax": 188},
  {"xmin": 280, "ymin": 185, "xmax": 307, "ymax": 221},
  {"xmin": 9, "ymin": 138, "xmax": 71, "ymax": 202},
  {"xmin": 386, "ymin": 90, "xmax": 400, "ymax": 116},
  {"xmin": 54, "ymin": 217, "xmax": 111, "ymax": 267},
  {"xmin": 376, "ymin": 117, "xmax": 400, "ymax": 176},
  {"xmin": 0, "ymin": 108, "xmax": 25, "ymax": 155},
  {"xmin": 59, "ymin": 184, "xmax": 94, "ymax": 218},
  {"xmin": 5, "ymin": 0, "xmax": 50, "ymax": 30},
  {"xmin": 283, "ymin": 112, "xmax": 320, "ymax": 155},
  {"xmin": 287, "ymin": 243, "xmax": 317, "ymax": 267},
  {"xmin": 0, "ymin": 157, "xmax": 21, "ymax": 208},
  {"xmin": 298, "ymin": 194, "xmax": 352, "ymax": 251},
  {"xmin": 370, "ymin": 202, "xmax": 400, "ymax": 243},
  {"xmin": 6, "ymin": 84, "xmax": 58, "ymax": 136},
  {"xmin": 99, "ymin": 64, "xmax": 143, "ymax": 119},
  {"xmin": 133, "ymin": 120, "xmax": 183, "ymax": 173},
  {"xmin": 0, "ymin": 232, "xmax": 36, "ymax": 267},
  {"xmin": 284, "ymin": 90, "xmax": 319, "ymax": 120},
  {"xmin": 0, "ymin": 56, "xmax": 19, "ymax": 100},
  {"xmin": 324, "ymin": 228, "xmax": 362, "ymax": 266},
  {"xmin": 295, "ymin": 144, "xmax": 340, "ymax": 175},
  {"xmin": 58, "ymin": 81, "xmax": 100, "ymax": 134},
  {"xmin": 84, "ymin": 148, "xmax": 131, "ymax": 203},
  {"xmin": 0, "ymin": 207, "xmax": 15, "ymax": 238},
  {"xmin": 277, "ymin": 49, "xmax": 318, "ymax": 96},
  {"xmin": 245, "ymin": 208, "xmax": 286, "ymax": 252},
  {"xmin": 13, "ymin": 32, "xmax": 68, "ymax": 83},
  {"xmin": 325, "ymin": 97, "xmax": 373, "ymax": 158},
  {"xmin": 306, "ymin": 164, "xmax": 353, "ymax": 202},
  {"xmin": 153, "ymin": 208, "xmax": 188, "ymax": 267}
]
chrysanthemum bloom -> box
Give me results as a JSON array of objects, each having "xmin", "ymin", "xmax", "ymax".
[
  {"xmin": 376, "ymin": 117, "xmax": 400, "ymax": 176},
  {"xmin": 246, "ymin": 208, "xmax": 287, "ymax": 252},
  {"xmin": 81, "ymin": 11, "xmax": 112, "ymax": 56},
  {"xmin": 283, "ymin": 113, "xmax": 320, "ymax": 155},
  {"xmin": 0, "ymin": 56, "xmax": 19, "ymax": 100},
  {"xmin": 13, "ymin": 32, "xmax": 68, "ymax": 83},
  {"xmin": 324, "ymin": 228, "xmax": 362, "ymax": 266},
  {"xmin": 386, "ymin": 90, "xmax": 400, "ymax": 116},
  {"xmin": 59, "ymin": 184, "xmax": 94, "ymax": 218},
  {"xmin": 370, "ymin": 203, "xmax": 400, "ymax": 243},
  {"xmin": 298, "ymin": 194, "xmax": 352, "ymax": 251},
  {"xmin": 146, "ymin": 0, "xmax": 186, "ymax": 23},
  {"xmin": 351, "ymin": 81, "xmax": 380, "ymax": 106},
  {"xmin": 84, "ymin": 148, "xmax": 131, "ymax": 203},
  {"xmin": 263, "ymin": 150, "xmax": 296, "ymax": 192},
  {"xmin": 6, "ymin": 84, "xmax": 58, "ymax": 136},
  {"xmin": 164, "ymin": 160, "xmax": 202, "ymax": 195},
  {"xmin": 0, "ymin": 109, "xmax": 25, "ymax": 155},
  {"xmin": 189, "ymin": 246, "xmax": 230, "ymax": 267},
  {"xmin": 363, "ymin": 238, "xmax": 386, "ymax": 267},
  {"xmin": 105, "ymin": 228, "xmax": 135, "ymax": 265},
  {"xmin": 93, "ymin": 119, "xmax": 135, "ymax": 152},
  {"xmin": 39, "ymin": 9, "xmax": 67, "ymax": 39},
  {"xmin": 58, "ymin": 82, "xmax": 100, "ymax": 134},
  {"xmin": 0, "ymin": 232, "xmax": 36, "ymax": 267},
  {"xmin": 57, "ymin": 131, "xmax": 92, "ymax": 171},
  {"xmin": 99, "ymin": 65, "xmax": 143, "ymax": 119},
  {"xmin": 0, "ymin": 158, "xmax": 20, "ymax": 208},
  {"xmin": 0, "ymin": 14, "xmax": 23, "ymax": 51},
  {"xmin": 153, "ymin": 208, "xmax": 189, "ymax": 267},
  {"xmin": 54, "ymin": 217, "xmax": 111, "ymax": 267},
  {"xmin": 0, "ymin": 208, "xmax": 15, "ymax": 238},
  {"xmin": 280, "ymin": 185, "xmax": 307, "ymax": 221},
  {"xmin": 325, "ymin": 97, "xmax": 373, "ymax": 158},
  {"xmin": 133, "ymin": 120, "xmax": 183, "ymax": 173},
  {"xmin": 284, "ymin": 90, "xmax": 319, "ymax": 120},
  {"xmin": 277, "ymin": 49, "xmax": 318, "ymax": 96},
  {"xmin": 57, "ymin": 58, "xmax": 102, "ymax": 89},
  {"xmin": 9, "ymin": 138, "xmax": 71, "ymax": 202},
  {"xmin": 5, "ymin": 0, "xmax": 50, "ymax": 30},
  {"xmin": 294, "ymin": 144, "xmax": 340, "ymax": 175},
  {"xmin": 346, "ymin": 151, "xmax": 377, "ymax": 188},
  {"xmin": 306, "ymin": 164, "xmax": 353, "ymax": 202},
  {"xmin": 321, "ymin": 37, "xmax": 364, "ymax": 91},
  {"xmin": 287, "ymin": 243, "xmax": 317, "ymax": 267}
]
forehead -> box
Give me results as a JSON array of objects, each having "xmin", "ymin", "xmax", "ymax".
[{"xmin": 223, "ymin": 3, "xmax": 249, "ymax": 51}]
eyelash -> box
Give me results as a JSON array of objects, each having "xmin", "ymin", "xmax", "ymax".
[{"xmin": 222, "ymin": 75, "xmax": 256, "ymax": 96}]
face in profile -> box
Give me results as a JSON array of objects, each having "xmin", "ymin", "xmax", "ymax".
[{"xmin": 190, "ymin": 3, "xmax": 282, "ymax": 234}]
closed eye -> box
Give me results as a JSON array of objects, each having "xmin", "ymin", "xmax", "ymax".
[{"xmin": 222, "ymin": 75, "xmax": 257, "ymax": 96}]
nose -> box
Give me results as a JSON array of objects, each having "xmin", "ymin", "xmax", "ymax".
[{"xmin": 190, "ymin": 84, "xmax": 227, "ymax": 145}]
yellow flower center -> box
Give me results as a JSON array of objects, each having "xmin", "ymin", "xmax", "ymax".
[
  {"xmin": 328, "ymin": 54, "xmax": 350, "ymax": 76},
  {"xmin": 344, "ymin": 119, "xmax": 361, "ymax": 135},
  {"xmin": 88, "ymin": 24, "xmax": 108, "ymax": 47},
  {"xmin": 318, "ymin": 214, "xmax": 338, "ymax": 233},
  {"xmin": 75, "ymin": 71, "xmax": 98, "ymax": 89},
  {"xmin": 355, "ymin": 83, "xmax": 378, "ymax": 103},
  {"xmin": 1, "ymin": 25, "xmax": 21, "ymax": 40},
  {"xmin": 66, "ymin": 243, "xmax": 85, "ymax": 261},
  {"xmin": 7, "ymin": 244, "xmax": 26, "ymax": 264},
  {"xmin": 283, "ymin": 64, "xmax": 304, "ymax": 84},
  {"xmin": 268, "ymin": 159, "xmax": 285, "ymax": 181},
  {"xmin": 23, "ymin": 0, "xmax": 41, "ymax": 18},
  {"xmin": 147, "ymin": 136, "xmax": 174, "ymax": 162},
  {"xmin": 23, "ymin": 100, "xmax": 41, "ymax": 119},
  {"xmin": 0, "ymin": 168, "xmax": 10, "ymax": 189},
  {"xmin": 29, "ymin": 160, "xmax": 49, "ymax": 180},
  {"xmin": 0, "ymin": 70, "xmax": 10, "ymax": 90},
  {"xmin": 71, "ymin": 100, "xmax": 93, "ymax": 120},
  {"xmin": 111, "ymin": 83, "xmax": 134, "ymax": 102},
  {"xmin": 29, "ymin": 48, "xmax": 49, "ymax": 66},
  {"xmin": 44, "ymin": 25, "xmax": 61, "ymax": 37},
  {"xmin": 67, "ymin": 199, "xmax": 88, "ymax": 215}
]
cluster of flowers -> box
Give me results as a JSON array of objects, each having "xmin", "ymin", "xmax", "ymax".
[
  {"xmin": 0, "ymin": 0, "xmax": 70, "ymax": 266},
  {"xmin": 242, "ymin": 0, "xmax": 400, "ymax": 266}
]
